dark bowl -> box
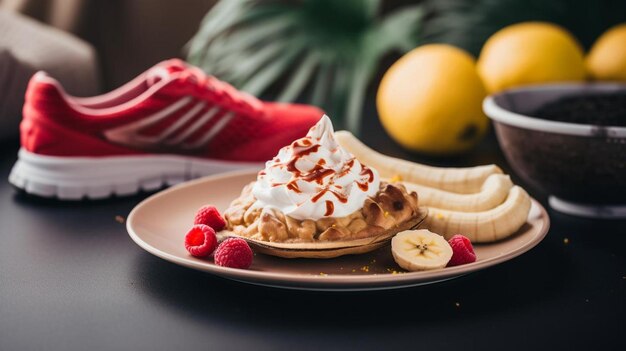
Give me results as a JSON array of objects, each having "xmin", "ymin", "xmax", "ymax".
[{"xmin": 483, "ymin": 83, "xmax": 626, "ymax": 218}]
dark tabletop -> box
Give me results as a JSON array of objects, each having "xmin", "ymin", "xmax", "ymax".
[{"xmin": 0, "ymin": 109, "xmax": 624, "ymax": 351}]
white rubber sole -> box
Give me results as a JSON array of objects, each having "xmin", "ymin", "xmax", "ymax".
[{"xmin": 9, "ymin": 148, "xmax": 263, "ymax": 200}]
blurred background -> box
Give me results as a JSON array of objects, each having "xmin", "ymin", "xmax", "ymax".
[{"xmin": 1, "ymin": 0, "xmax": 625, "ymax": 144}]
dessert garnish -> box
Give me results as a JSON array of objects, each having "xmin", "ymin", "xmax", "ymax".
[
  {"xmin": 447, "ymin": 234, "xmax": 477, "ymax": 267},
  {"xmin": 185, "ymin": 224, "xmax": 218, "ymax": 258},
  {"xmin": 251, "ymin": 115, "xmax": 379, "ymax": 220},
  {"xmin": 223, "ymin": 115, "xmax": 427, "ymax": 258},
  {"xmin": 184, "ymin": 206, "xmax": 254, "ymax": 270},
  {"xmin": 214, "ymin": 238, "xmax": 253, "ymax": 269},
  {"xmin": 194, "ymin": 205, "xmax": 226, "ymax": 231},
  {"xmin": 391, "ymin": 229, "xmax": 452, "ymax": 271}
]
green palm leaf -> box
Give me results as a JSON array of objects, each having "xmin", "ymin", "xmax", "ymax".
[
  {"xmin": 277, "ymin": 52, "xmax": 320, "ymax": 102},
  {"xmin": 187, "ymin": 0, "xmax": 423, "ymax": 134}
]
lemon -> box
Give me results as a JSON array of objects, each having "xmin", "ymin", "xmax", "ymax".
[
  {"xmin": 377, "ymin": 44, "xmax": 488, "ymax": 155},
  {"xmin": 477, "ymin": 22, "xmax": 586, "ymax": 93},
  {"xmin": 586, "ymin": 24, "xmax": 626, "ymax": 81}
]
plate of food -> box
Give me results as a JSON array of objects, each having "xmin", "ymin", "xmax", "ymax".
[{"xmin": 127, "ymin": 116, "xmax": 550, "ymax": 291}]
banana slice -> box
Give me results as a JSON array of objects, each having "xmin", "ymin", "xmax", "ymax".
[{"xmin": 391, "ymin": 229, "xmax": 453, "ymax": 271}]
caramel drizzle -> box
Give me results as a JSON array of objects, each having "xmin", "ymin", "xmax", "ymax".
[
  {"xmin": 355, "ymin": 164, "xmax": 375, "ymax": 191},
  {"xmin": 285, "ymin": 143, "xmax": 320, "ymax": 177},
  {"xmin": 336, "ymin": 158, "xmax": 355, "ymax": 177},
  {"xmin": 292, "ymin": 138, "xmax": 312, "ymax": 148},
  {"xmin": 301, "ymin": 164, "xmax": 335, "ymax": 184},
  {"xmin": 360, "ymin": 165, "xmax": 374, "ymax": 183},
  {"xmin": 271, "ymin": 139, "xmax": 336, "ymax": 188},
  {"xmin": 324, "ymin": 200, "xmax": 334, "ymax": 216},
  {"xmin": 286, "ymin": 181, "xmax": 301, "ymax": 193},
  {"xmin": 267, "ymin": 137, "xmax": 374, "ymax": 206},
  {"xmin": 311, "ymin": 187, "xmax": 348, "ymax": 203}
]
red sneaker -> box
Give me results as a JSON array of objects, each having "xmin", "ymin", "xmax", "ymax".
[{"xmin": 9, "ymin": 59, "xmax": 323, "ymax": 199}]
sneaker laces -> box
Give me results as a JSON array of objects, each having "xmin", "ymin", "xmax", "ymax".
[{"xmin": 180, "ymin": 66, "xmax": 263, "ymax": 115}]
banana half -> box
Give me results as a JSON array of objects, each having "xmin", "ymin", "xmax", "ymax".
[
  {"xmin": 422, "ymin": 186, "xmax": 532, "ymax": 243},
  {"xmin": 391, "ymin": 229, "xmax": 453, "ymax": 271},
  {"xmin": 401, "ymin": 174, "xmax": 514, "ymax": 212},
  {"xmin": 335, "ymin": 131, "xmax": 502, "ymax": 194}
]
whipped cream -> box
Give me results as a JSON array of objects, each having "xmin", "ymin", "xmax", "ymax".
[{"xmin": 252, "ymin": 115, "xmax": 380, "ymax": 221}]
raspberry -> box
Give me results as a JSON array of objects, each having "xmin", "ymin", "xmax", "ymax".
[
  {"xmin": 447, "ymin": 234, "xmax": 477, "ymax": 266},
  {"xmin": 194, "ymin": 205, "xmax": 226, "ymax": 231},
  {"xmin": 214, "ymin": 238, "xmax": 253, "ymax": 269},
  {"xmin": 184, "ymin": 224, "xmax": 217, "ymax": 258}
]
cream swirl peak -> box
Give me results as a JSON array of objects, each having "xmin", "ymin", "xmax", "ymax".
[{"xmin": 252, "ymin": 115, "xmax": 380, "ymax": 221}]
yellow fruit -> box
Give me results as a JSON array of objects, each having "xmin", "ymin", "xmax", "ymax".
[
  {"xmin": 376, "ymin": 44, "xmax": 488, "ymax": 155},
  {"xmin": 586, "ymin": 24, "xmax": 626, "ymax": 81},
  {"xmin": 477, "ymin": 22, "xmax": 586, "ymax": 93}
]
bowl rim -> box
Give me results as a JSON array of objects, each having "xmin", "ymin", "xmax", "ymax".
[{"xmin": 483, "ymin": 83, "xmax": 626, "ymax": 138}]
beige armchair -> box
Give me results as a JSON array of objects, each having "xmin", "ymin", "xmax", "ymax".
[
  {"xmin": 2, "ymin": 0, "xmax": 216, "ymax": 89},
  {"xmin": 0, "ymin": 9, "xmax": 99, "ymax": 140}
]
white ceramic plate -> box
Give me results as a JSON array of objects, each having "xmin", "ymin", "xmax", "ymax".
[{"xmin": 127, "ymin": 170, "xmax": 550, "ymax": 291}]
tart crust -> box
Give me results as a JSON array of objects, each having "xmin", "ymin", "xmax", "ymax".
[{"xmin": 224, "ymin": 182, "xmax": 420, "ymax": 243}]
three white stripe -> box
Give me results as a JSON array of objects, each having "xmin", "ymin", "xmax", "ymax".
[
  {"xmin": 167, "ymin": 105, "xmax": 220, "ymax": 145},
  {"xmin": 157, "ymin": 101, "xmax": 206, "ymax": 142},
  {"xmin": 185, "ymin": 111, "xmax": 235, "ymax": 149},
  {"xmin": 103, "ymin": 96, "xmax": 237, "ymax": 150}
]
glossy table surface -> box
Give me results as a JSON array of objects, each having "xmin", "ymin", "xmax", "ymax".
[{"xmin": 1, "ymin": 115, "xmax": 624, "ymax": 350}]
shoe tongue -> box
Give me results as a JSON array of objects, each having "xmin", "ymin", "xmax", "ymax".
[{"xmin": 146, "ymin": 59, "xmax": 187, "ymax": 86}]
